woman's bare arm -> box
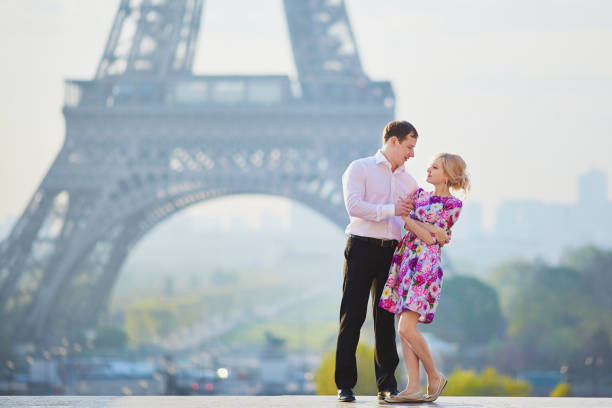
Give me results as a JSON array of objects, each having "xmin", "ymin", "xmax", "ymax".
[
  {"xmin": 402, "ymin": 216, "xmax": 436, "ymax": 245},
  {"xmin": 413, "ymin": 220, "xmax": 449, "ymax": 245}
]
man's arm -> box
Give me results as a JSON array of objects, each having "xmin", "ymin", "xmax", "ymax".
[{"xmin": 343, "ymin": 162, "xmax": 412, "ymax": 221}]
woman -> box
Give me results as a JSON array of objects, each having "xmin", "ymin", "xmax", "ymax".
[{"xmin": 378, "ymin": 153, "xmax": 470, "ymax": 403}]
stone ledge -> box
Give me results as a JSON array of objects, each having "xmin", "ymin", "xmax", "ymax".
[{"xmin": 1, "ymin": 396, "xmax": 611, "ymax": 408}]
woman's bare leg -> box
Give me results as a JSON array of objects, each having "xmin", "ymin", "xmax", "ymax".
[
  {"xmin": 397, "ymin": 310, "xmax": 442, "ymax": 395},
  {"xmin": 398, "ymin": 335, "xmax": 421, "ymax": 393}
]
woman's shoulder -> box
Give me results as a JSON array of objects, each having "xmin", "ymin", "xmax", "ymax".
[
  {"xmin": 411, "ymin": 187, "xmax": 426, "ymax": 198},
  {"xmin": 444, "ymin": 196, "xmax": 463, "ymax": 209}
]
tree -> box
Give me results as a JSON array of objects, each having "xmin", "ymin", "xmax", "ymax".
[
  {"xmin": 561, "ymin": 246, "xmax": 612, "ymax": 337},
  {"xmin": 486, "ymin": 259, "xmax": 543, "ymax": 314},
  {"xmin": 428, "ymin": 275, "xmax": 503, "ymax": 345},
  {"xmin": 443, "ymin": 367, "xmax": 531, "ymax": 396},
  {"xmin": 95, "ymin": 325, "xmax": 127, "ymax": 349},
  {"xmin": 505, "ymin": 265, "xmax": 585, "ymax": 370},
  {"xmin": 314, "ymin": 342, "xmax": 378, "ymax": 395},
  {"xmin": 570, "ymin": 328, "xmax": 612, "ymax": 396},
  {"xmin": 486, "ymin": 246, "xmax": 612, "ymax": 373}
]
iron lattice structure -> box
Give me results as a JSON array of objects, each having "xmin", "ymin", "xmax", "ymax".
[{"xmin": 0, "ymin": 0, "xmax": 395, "ymax": 344}]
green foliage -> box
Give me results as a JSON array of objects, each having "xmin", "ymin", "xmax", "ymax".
[
  {"xmin": 570, "ymin": 328, "xmax": 612, "ymax": 380},
  {"xmin": 314, "ymin": 350, "xmax": 337, "ymax": 395},
  {"xmin": 123, "ymin": 276, "xmax": 290, "ymax": 344},
  {"xmin": 124, "ymin": 293, "xmax": 207, "ymax": 344},
  {"xmin": 484, "ymin": 246, "xmax": 612, "ymax": 373},
  {"xmin": 220, "ymin": 292, "xmax": 340, "ymax": 349},
  {"xmin": 95, "ymin": 325, "xmax": 127, "ymax": 349},
  {"xmin": 314, "ymin": 343, "xmax": 377, "ymax": 396},
  {"xmin": 443, "ymin": 367, "xmax": 531, "ymax": 396},
  {"xmin": 486, "ymin": 259, "xmax": 542, "ymax": 314},
  {"xmin": 560, "ymin": 245, "xmax": 612, "ymax": 335},
  {"xmin": 428, "ymin": 275, "xmax": 503, "ymax": 345},
  {"xmin": 221, "ymin": 321, "xmax": 338, "ymax": 350},
  {"xmin": 507, "ymin": 265, "xmax": 580, "ymax": 336},
  {"xmin": 549, "ymin": 382, "xmax": 571, "ymax": 397},
  {"xmin": 505, "ymin": 266, "xmax": 582, "ymax": 369}
]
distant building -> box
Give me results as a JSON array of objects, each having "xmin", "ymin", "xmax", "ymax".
[
  {"xmin": 447, "ymin": 169, "xmax": 612, "ymax": 274},
  {"xmin": 579, "ymin": 168, "xmax": 608, "ymax": 205},
  {"xmin": 258, "ymin": 332, "xmax": 290, "ymax": 395},
  {"xmin": 452, "ymin": 202, "xmax": 484, "ymax": 238}
]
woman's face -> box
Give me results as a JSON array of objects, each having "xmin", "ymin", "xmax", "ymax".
[{"xmin": 426, "ymin": 157, "xmax": 448, "ymax": 186}]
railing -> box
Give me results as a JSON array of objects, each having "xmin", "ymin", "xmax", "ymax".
[{"xmin": 64, "ymin": 75, "xmax": 394, "ymax": 108}]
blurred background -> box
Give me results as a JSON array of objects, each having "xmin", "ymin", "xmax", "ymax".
[{"xmin": 1, "ymin": 0, "xmax": 611, "ymax": 398}]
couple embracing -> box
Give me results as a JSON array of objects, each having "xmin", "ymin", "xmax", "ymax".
[{"xmin": 335, "ymin": 120, "xmax": 470, "ymax": 403}]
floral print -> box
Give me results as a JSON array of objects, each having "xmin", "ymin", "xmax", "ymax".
[{"xmin": 378, "ymin": 188, "xmax": 462, "ymax": 323}]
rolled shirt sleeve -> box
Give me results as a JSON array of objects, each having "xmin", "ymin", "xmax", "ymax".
[{"xmin": 342, "ymin": 161, "xmax": 395, "ymax": 222}]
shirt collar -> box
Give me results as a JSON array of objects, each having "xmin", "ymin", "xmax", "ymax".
[{"xmin": 375, "ymin": 150, "xmax": 406, "ymax": 173}]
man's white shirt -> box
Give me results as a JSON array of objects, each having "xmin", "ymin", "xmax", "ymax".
[{"xmin": 342, "ymin": 150, "xmax": 418, "ymax": 241}]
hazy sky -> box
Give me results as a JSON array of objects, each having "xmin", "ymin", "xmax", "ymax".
[{"xmin": 1, "ymin": 0, "xmax": 611, "ymax": 227}]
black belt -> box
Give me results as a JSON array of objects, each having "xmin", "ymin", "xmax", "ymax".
[{"xmin": 350, "ymin": 234, "xmax": 398, "ymax": 248}]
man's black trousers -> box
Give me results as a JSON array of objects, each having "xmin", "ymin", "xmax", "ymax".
[{"xmin": 334, "ymin": 236, "xmax": 399, "ymax": 391}]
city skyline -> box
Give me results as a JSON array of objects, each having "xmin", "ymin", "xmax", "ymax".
[{"xmin": 1, "ymin": 0, "xmax": 612, "ymax": 228}]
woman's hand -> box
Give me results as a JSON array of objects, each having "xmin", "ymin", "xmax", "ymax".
[
  {"xmin": 434, "ymin": 227, "xmax": 450, "ymax": 246},
  {"xmin": 402, "ymin": 216, "xmax": 417, "ymax": 231}
]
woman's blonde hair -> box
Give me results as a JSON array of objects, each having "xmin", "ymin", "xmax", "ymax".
[{"xmin": 434, "ymin": 153, "xmax": 471, "ymax": 195}]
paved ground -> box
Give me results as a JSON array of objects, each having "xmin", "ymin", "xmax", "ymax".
[{"xmin": 1, "ymin": 396, "xmax": 611, "ymax": 408}]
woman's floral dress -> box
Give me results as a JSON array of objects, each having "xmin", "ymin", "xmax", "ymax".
[{"xmin": 378, "ymin": 188, "xmax": 462, "ymax": 323}]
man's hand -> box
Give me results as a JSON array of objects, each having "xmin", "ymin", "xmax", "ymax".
[{"xmin": 394, "ymin": 197, "xmax": 414, "ymax": 216}]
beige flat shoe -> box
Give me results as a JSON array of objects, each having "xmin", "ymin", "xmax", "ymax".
[
  {"xmin": 384, "ymin": 391, "xmax": 425, "ymax": 403},
  {"xmin": 424, "ymin": 373, "xmax": 447, "ymax": 402}
]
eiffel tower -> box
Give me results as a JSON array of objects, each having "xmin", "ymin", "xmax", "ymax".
[{"xmin": 0, "ymin": 0, "xmax": 394, "ymax": 345}]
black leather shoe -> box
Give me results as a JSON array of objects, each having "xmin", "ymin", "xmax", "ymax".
[
  {"xmin": 338, "ymin": 388, "xmax": 356, "ymax": 402},
  {"xmin": 377, "ymin": 388, "xmax": 400, "ymax": 400}
]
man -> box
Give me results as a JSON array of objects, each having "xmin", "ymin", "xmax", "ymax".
[{"xmin": 335, "ymin": 120, "xmax": 419, "ymax": 402}]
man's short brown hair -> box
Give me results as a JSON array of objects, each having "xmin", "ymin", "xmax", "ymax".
[{"xmin": 382, "ymin": 120, "xmax": 418, "ymax": 144}]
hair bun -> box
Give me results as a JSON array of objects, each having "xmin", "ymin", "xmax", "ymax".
[{"xmin": 435, "ymin": 153, "xmax": 470, "ymax": 196}]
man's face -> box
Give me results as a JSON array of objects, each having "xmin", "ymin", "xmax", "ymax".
[{"xmin": 392, "ymin": 133, "xmax": 417, "ymax": 167}]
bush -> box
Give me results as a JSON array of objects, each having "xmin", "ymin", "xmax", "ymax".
[
  {"xmin": 549, "ymin": 382, "xmax": 571, "ymax": 397},
  {"xmin": 443, "ymin": 367, "xmax": 531, "ymax": 396},
  {"xmin": 314, "ymin": 342, "xmax": 377, "ymax": 395}
]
